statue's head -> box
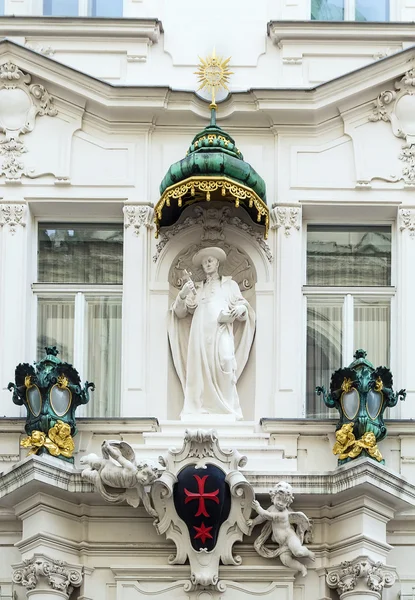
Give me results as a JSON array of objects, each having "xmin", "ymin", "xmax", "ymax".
[
  {"xmin": 269, "ymin": 481, "xmax": 294, "ymax": 509},
  {"xmin": 192, "ymin": 247, "xmax": 227, "ymax": 276}
]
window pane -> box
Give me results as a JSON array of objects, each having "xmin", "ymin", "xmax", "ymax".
[
  {"xmin": 307, "ymin": 226, "xmax": 391, "ymax": 287},
  {"xmin": 37, "ymin": 298, "xmax": 75, "ymax": 363},
  {"xmin": 356, "ymin": 0, "xmax": 389, "ymax": 21},
  {"xmin": 0, "ymin": 0, "xmax": 4, "ymax": 15},
  {"xmin": 38, "ymin": 224, "xmax": 123, "ymax": 284},
  {"xmin": 85, "ymin": 296, "xmax": 122, "ymax": 417},
  {"xmin": 43, "ymin": 0, "xmax": 78, "ymax": 16},
  {"xmin": 311, "ymin": 0, "xmax": 344, "ymax": 20},
  {"xmin": 354, "ymin": 297, "xmax": 390, "ymax": 366},
  {"xmin": 306, "ymin": 298, "xmax": 343, "ymax": 417},
  {"xmin": 88, "ymin": 0, "xmax": 123, "ymax": 17}
]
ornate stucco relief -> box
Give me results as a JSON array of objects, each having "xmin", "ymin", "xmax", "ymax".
[
  {"xmin": 0, "ymin": 62, "xmax": 57, "ymax": 181},
  {"xmin": 370, "ymin": 69, "xmax": 415, "ymax": 185},
  {"xmin": 399, "ymin": 208, "xmax": 415, "ymax": 238},
  {"xmin": 13, "ymin": 554, "xmax": 83, "ymax": 598},
  {"xmin": 123, "ymin": 205, "xmax": 154, "ymax": 236},
  {"xmin": 327, "ymin": 556, "xmax": 396, "ymax": 598},
  {"xmin": 0, "ymin": 203, "xmax": 26, "ymax": 234},
  {"xmin": 270, "ymin": 206, "xmax": 301, "ymax": 236}
]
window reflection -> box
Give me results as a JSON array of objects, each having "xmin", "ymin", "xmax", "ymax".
[
  {"xmin": 88, "ymin": 0, "xmax": 123, "ymax": 17},
  {"xmin": 356, "ymin": 0, "xmax": 389, "ymax": 21},
  {"xmin": 311, "ymin": 0, "xmax": 344, "ymax": 20},
  {"xmin": 43, "ymin": 0, "xmax": 78, "ymax": 16}
]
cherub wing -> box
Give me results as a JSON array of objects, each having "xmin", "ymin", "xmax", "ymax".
[
  {"xmin": 289, "ymin": 511, "xmax": 311, "ymax": 545},
  {"xmin": 108, "ymin": 440, "xmax": 137, "ymax": 466}
]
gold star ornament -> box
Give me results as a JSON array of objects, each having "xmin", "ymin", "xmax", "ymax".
[{"xmin": 195, "ymin": 49, "xmax": 233, "ymax": 109}]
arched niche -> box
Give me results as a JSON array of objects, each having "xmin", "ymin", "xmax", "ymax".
[{"xmin": 148, "ymin": 203, "xmax": 273, "ymax": 422}]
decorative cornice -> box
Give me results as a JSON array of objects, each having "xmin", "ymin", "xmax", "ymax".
[
  {"xmin": 270, "ymin": 206, "xmax": 301, "ymax": 236},
  {"xmin": 399, "ymin": 209, "xmax": 415, "ymax": 237},
  {"xmin": 13, "ymin": 554, "xmax": 83, "ymax": 597},
  {"xmin": 326, "ymin": 556, "xmax": 396, "ymax": 598},
  {"xmin": 0, "ymin": 203, "xmax": 26, "ymax": 234},
  {"xmin": 123, "ymin": 205, "xmax": 154, "ymax": 236}
]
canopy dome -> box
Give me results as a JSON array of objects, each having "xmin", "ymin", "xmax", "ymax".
[{"xmin": 155, "ymin": 108, "xmax": 269, "ymax": 238}]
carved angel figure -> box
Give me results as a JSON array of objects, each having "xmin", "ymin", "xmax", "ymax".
[
  {"xmin": 248, "ymin": 481, "xmax": 315, "ymax": 576},
  {"xmin": 80, "ymin": 440, "xmax": 160, "ymax": 516}
]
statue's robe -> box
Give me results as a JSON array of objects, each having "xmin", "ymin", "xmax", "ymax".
[{"xmin": 168, "ymin": 275, "xmax": 255, "ymax": 418}]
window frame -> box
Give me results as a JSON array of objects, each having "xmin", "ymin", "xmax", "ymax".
[
  {"xmin": 302, "ymin": 220, "xmax": 397, "ymax": 418},
  {"xmin": 309, "ymin": 0, "xmax": 393, "ymax": 21},
  {"xmin": 32, "ymin": 217, "xmax": 124, "ymax": 417}
]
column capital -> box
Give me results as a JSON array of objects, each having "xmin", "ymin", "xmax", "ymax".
[
  {"xmin": 13, "ymin": 554, "xmax": 83, "ymax": 598},
  {"xmin": 270, "ymin": 205, "xmax": 301, "ymax": 236},
  {"xmin": 123, "ymin": 204, "xmax": 154, "ymax": 236},
  {"xmin": 399, "ymin": 208, "xmax": 415, "ymax": 237},
  {"xmin": 326, "ymin": 556, "xmax": 396, "ymax": 599},
  {"xmin": 0, "ymin": 202, "xmax": 26, "ymax": 235}
]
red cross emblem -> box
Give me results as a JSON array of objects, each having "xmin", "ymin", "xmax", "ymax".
[{"xmin": 184, "ymin": 474, "xmax": 220, "ymax": 517}]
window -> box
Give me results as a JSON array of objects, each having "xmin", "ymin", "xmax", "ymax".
[
  {"xmin": 36, "ymin": 224, "xmax": 123, "ymax": 417},
  {"xmin": 311, "ymin": 0, "xmax": 389, "ymax": 21},
  {"xmin": 305, "ymin": 225, "xmax": 393, "ymax": 417},
  {"xmin": 0, "ymin": 0, "xmax": 4, "ymax": 15},
  {"xmin": 43, "ymin": 0, "xmax": 78, "ymax": 16},
  {"xmin": 88, "ymin": 0, "xmax": 123, "ymax": 17}
]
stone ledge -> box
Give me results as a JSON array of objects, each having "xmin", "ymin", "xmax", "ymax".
[{"xmin": 1, "ymin": 455, "xmax": 414, "ymax": 510}]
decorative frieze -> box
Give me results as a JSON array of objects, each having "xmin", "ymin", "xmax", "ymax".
[
  {"xmin": 153, "ymin": 205, "xmax": 272, "ymax": 262},
  {"xmin": 0, "ymin": 62, "xmax": 57, "ymax": 181},
  {"xmin": 123, "ymin": 205, "xmax": 154, "ymax": 236},
  {"xmin": 327, "ymin": 556, "xmax": 396, "ymax": 599},
  {"xmin": 13, "ymin": 554, "xmax": 83, "ymax": 597},
  {"xmin": 271, "ymin": 206, "xmax": 301, "ymax": 236},
  {"xmin": 400, "ymin": 209, "xmax": 415, "ymax": 237},
  {"xmin": 0, "ymin": 203, "xmax": 26, "ymax": 234}
]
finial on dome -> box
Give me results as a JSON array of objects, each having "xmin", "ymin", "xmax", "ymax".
[{"xmin": 194, "ymin": 48, "xmax": 233, "ymax": 116}]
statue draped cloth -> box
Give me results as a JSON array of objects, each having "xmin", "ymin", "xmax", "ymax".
[{"xmin": 168, "ymin": 276, "xmax": 255, "ymax": 418}]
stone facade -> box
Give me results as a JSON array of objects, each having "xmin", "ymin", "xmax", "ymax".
[{"xmin": 0, "ymin": 1, "xmax": 414, "ymax": 600}]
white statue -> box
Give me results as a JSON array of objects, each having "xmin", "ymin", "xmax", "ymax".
[
  {"xmin": 80, "ymin": 440, "xmax": 160, "ymax": 516},
  {"xmin": 168, "ymin": 247, "xmax": 255, "ymax": 418},
  {"xmin": 248, "ymin": 482, "xmax": 315, "ymax": 576}
]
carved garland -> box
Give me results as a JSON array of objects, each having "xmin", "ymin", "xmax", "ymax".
[
  {"xmin": 0, "ymin": 62, "xmax": 58, "ymax": 181},
  {"xmin": 154, "ymin": 176, "xmax": 269, "ymax": 239},
  {"xmin": 370, "ymin": 68, "xmax": 415, "ymax": 185}
]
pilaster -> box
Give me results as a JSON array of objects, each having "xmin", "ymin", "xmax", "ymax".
[
  {"xmin": 0, "ymin": 201, "xmax": 30, "ymax": 416},
  {"xmin": 13, "ymin": 554, "xmax": 83, "ymax": 600},
  {"xmin": 397, "ymin": 208, "xmax": 415, "ymax": 418},
  {"xmin": 121, "ymin": 203, "xmax": 154, "ymax": 416},
  {"xmin": 271, "ymin": 205, "xmax": 303, "ymax": 417},
  {"xmin": 326, "ymin": 556, "xmax": 396, "ymax": 600}
]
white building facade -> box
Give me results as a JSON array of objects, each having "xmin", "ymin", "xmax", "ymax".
[{"xmin": 0, "ymin": 1, "xmax": 415, "ymax": 599}]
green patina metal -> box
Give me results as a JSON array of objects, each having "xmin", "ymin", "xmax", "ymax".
[
  {"xmin": 155, "ymin": 107, "xmax": 269, "ymax": 237},
  {"xmin": 8, "ymin": 346, "xmax": 94, "ymax": 462},
  {"xmin": 316, "ymin": 349, "xmax": 406, "ymax": 465}
]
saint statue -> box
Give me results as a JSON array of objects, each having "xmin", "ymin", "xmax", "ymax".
[{"xmin": 168, "ymin": 247, "xmax": 255, "ymax": 418}]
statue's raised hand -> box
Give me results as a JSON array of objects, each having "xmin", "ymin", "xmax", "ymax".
[{"xmin": 179, "ymin": 279, "xmax": 196, "ymax": 299}]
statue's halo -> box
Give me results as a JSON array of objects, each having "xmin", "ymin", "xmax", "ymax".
[{"xmin": 192, "ymin": 247, "xmax": 227, "ymax": 268}]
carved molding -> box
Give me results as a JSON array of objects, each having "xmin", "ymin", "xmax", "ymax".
[
  {"xmin": 399, "ymin": 208, "xmax": 415, "ymax": 237},
  {"xmin": 0, "ymin": 62, "xmax": 58, "ymax": 181},
  {"xmin": 152, "ymin": 429, "xmax": 254, "ymax": 592},
  {"xmin": 13, "ymin": 554, "xmax": 83, "ymax": 597},
  {"xmin": 270, "ymin": 206, "xmax": 301, "ymax": 236},
  {"xmin": 0, "ymin": 203, "xmax": 26, "ymax": 234},
  {"xmin": 154, "ymin": 204, "xmax": 272, "ymax": 262},
  {"xmin": 123, "ymin": 205, "xmax": 154, "ymax": 236},
  {"xmin": 326, "ymin": 556, "xmax": 396, "ymax": 598},
  {"xmin": 370, "ymin": 69, "xmax": 415, "ymax": 185}
]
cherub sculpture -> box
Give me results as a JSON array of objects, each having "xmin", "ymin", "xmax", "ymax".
[
  {"xmin": 80, "ymin": 440, "xmax": 160, "ymax": 517},
  {"xmin": 248, "ymin": 481, "xmax": 315, "ymax": 577}
]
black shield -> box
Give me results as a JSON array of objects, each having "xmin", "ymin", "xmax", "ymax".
[{"xmin": 174, "ymin": 464, "xmax": 231, "ymax": 551}]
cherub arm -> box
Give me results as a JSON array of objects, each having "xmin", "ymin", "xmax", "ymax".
[{"xmin": 251, "ymin": 499, "xmax": 274, "ymax": 521}]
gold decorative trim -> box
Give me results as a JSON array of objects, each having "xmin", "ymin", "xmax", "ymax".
[
  {"xmin": 340, "ymin": 389, "xmax": 360, "ymax": 421},
  {"xmin": 155, "ymin": 176, "xmax": 269, "ymax": 239},
  {"xmin": 21, "ymin": 420, "xmax": 75, "ymax": 459},
  {"xmin": 50, "ymin": 383, "xmax": 72, "ymax": 417},
  {"xmin": 25, "ymin": 384, "xmax": 42, "ymax": 417}
]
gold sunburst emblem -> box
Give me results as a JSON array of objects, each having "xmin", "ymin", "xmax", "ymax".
[{"xmin": 195, "ymin": 49, "xmax": 233, "ymax": 109}]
